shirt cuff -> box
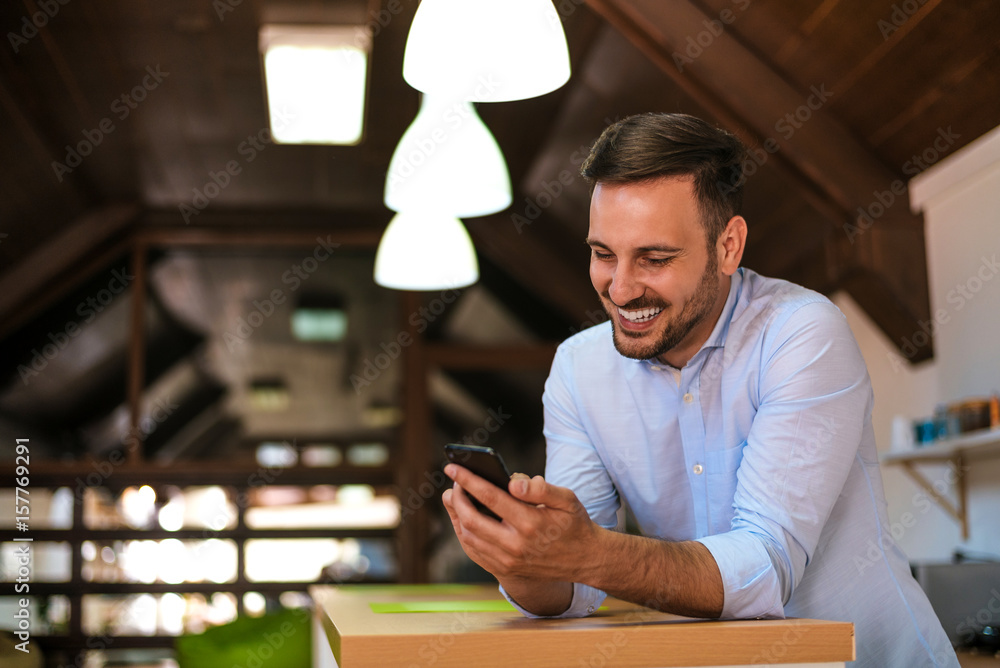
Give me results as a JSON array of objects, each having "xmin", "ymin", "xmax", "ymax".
[
  {"xmin": 499, "ymin": 582, "xmax": 607, "ymax": 618},
  {"xmin": 696, "ymin": 532, "xmax": 786, "ymax": 620}
]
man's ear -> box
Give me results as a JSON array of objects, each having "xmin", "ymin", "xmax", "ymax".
[{"xmin": 717, "ymin": 215, "xmax": 747, "ymax": 275}]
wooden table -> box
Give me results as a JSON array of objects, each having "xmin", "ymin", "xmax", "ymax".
[{"xmin": 310, "ymin": 584, "xmax": 854, "ymax": 668}]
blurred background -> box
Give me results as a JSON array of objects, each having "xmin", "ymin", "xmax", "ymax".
[{"xmin": 1, "ymin": 0, "xmax": 999, "ymax": 666}]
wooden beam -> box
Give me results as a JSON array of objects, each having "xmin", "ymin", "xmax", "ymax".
[
  {"xmin": 585, "ymin": 0, "xmax": 923, "ymax": 225},
  {"xmin": 0, "ymin": 204, "xmax": 138, "ymax": 336},
  {"xmin": 583, "ymin": 0, "xmax": 933, "ymax": 359},
  {"xmin": 398, "ymin": 291, "xmax": 431, "ymax": 582},
  {"xmin": 0, "ymin": 461, "xmax": 394, "ymax": 488},
  {"xmin": 137, "ymin": 225, "xmax": 382, "ymax": 248},
  {"xmin": 127, "ymin": 241, "xmax": 148, "ymax": 465},
  {"xmin": 426, "ymin": 343, "xmax": 559, "ymax": 370},
  {"xmin": 0, "ymin": 24, "xmax": 99, "ymax": 204},
  {"xmin": 582, "ymin": 0, "xmax": 846, "ymax": 227},
  {"xmin": 839, "ymin": 267, "xmax": 933, "ymax": 363}
]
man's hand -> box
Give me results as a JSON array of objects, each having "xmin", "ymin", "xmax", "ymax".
[
  {"xmin": 442, "ymin": 464, "xmax": 596, "ymax": 580},
  {"xmin": 441, "ymin": 463, "xmax": 724, "ymax": 619}
]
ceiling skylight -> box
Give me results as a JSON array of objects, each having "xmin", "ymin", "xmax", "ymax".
[{"xmin": 259, "ymin": 25, "xmax": 370, "ymax": 145}]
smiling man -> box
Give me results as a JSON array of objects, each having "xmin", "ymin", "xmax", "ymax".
[{"xmin": 442, "ymin": 113, "xmax": 958, "ymax": 667}]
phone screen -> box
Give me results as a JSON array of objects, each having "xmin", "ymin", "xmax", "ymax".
[{"xmin": 444, "ymin": 444, "xmax": 512, "ymax": 520}]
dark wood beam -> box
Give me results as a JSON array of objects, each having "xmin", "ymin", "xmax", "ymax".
[
  {"xmin": 0, "ymin": 204, "xmax": 138, "ymax": 338},
  {"xmin": 398, "ymin": 291, "xmax": 431, "ymax": 582},
  {"xmin": 137, "ymin": 225, "xmax": 382, "ymax": 248},
  {"xmin": 126, "ymin": 241, "xmax": 147, "ymax": 464},
  {"xmin": 0, "ymin": 461, "xmax": 394, "ymax": 487},
  {"xmin": 583, "ymin": 0, "xmax": 933, "ymax": 361},
  {"xmin": 0, "ymin": 19, "xmax": 99, "ymax": 205},
  {"xmin": 426, "ymin": 343, "xmax": 559, "ymax": 370}
]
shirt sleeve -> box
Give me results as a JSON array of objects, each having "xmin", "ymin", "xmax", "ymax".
[
  {"xmin": 500, "ymin": 341, "xmax": 618, "ymax": 619},
  {"xmin": 697, "ymin": 300, "xmax": 872, "ymax": 619},
  {"xmin": 499, "ymin": 582, "xmax": 608, "ymax": 619}
]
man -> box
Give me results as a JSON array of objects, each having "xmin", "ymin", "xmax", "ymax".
[{"xmin": 442, "ymin": 113, "xmax": 958, "ymax": 667}]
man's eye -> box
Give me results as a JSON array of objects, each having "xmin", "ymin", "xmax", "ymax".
[
  {"xmin": 646, "ymin": 257, "xmax": 673, "ymax": 266},
  {"xmin": 592, "ymin": 250, "xmax": 613, "ymax": 260}
]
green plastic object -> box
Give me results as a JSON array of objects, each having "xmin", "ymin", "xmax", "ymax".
[
  {"xmin": 174, "ymin": 607, "xmax": 312, "ymax": 668},
  {"xmin": 369, "ymin": 599, "xmax": 517, "ymax": 613}
]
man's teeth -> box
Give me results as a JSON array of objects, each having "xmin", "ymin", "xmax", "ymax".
[{"xmin": 618, "ymin": 306, "xmax": 663, "ymax": 323}]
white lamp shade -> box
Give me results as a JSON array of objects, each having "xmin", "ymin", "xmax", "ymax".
[
  {"xmin": 384, "ymin": 95, "xmax": 511, "ymax": 218},
  {"xmin": 402, "ymin": 0, "xmax": 571, "ymax": 102},
  {"xmin": 374, "ymin": 211, "xmax": 479, "ymax": 290}
]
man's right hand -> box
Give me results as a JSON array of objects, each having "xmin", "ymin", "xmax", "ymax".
[{"xmin": 441, "ymin": 465, "xmax": 592, "ymax": 615}]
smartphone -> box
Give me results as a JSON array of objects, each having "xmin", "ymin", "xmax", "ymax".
[{"xmin": 443, "ymin": 443, "xmax": 512, "ymax": 520}]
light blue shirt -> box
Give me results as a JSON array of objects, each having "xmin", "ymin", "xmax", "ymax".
[{"xmin": 502, "ymin": 268, "xmax": 957, "ymax": 668}]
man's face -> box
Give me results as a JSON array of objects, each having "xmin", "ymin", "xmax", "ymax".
[{"xmin": 587, "ymin": 177, "xmax": 725, "ymax": 364}]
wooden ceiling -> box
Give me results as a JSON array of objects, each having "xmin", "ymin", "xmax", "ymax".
[{"xmin": 2, "ymin": 0, "xmax": 999, "ymax": 360}]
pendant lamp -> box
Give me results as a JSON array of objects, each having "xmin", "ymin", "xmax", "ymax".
[
  {"xmin": 384, "ymin": 95, "xmax": 511, "ymax": 218},
  {"xmin": 373, "ymin": 210, "xmax": 479, "ymax": 290},
  {"xmin": 402, "ymin": 0, "xmax": 571, "ymax": 102}
]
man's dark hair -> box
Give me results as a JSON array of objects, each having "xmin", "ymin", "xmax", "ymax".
[{"xmin": 581, "ymin": 113, "xmax": 748, "ymax": 245}]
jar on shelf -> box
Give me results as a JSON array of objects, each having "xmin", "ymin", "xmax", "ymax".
[{"xmin": 948, "ymin": 399, "xmax": 992, "ymax": 433}]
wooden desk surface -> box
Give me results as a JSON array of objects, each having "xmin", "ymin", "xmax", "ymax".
[{"xmin": 311, "ymin": 584, "xmax": 855, "ymax": 668}]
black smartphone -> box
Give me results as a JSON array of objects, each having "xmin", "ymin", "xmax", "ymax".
[{"xmin": 443, "ymin": 443, "xmax": 512, "ymax": 520}]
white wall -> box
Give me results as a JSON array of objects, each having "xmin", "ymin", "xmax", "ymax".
[{"xmin": 832, "ymin": 124, "xmax": 1000, "ymax": 563}]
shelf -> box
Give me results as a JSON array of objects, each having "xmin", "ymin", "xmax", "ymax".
[
  {"xmin": 881, "ymin": 427, "xmax": 1000, "ymax": 463},
  {"xmin": 880, "ymin": 427, "xmax": 1000, "ymax": 539}
]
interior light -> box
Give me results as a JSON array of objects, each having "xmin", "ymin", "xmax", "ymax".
[
  {"xmin": 120, "ymin": 486, "xmax": 157, "ymax": 529},
  {"xmin": 259, "ymin": 24, "xmax": 370, "ymax": 145},
  {"xmin": 373, "ymin": 211, "xmax": 479, "ymax": 290},
  {"xmin": 384, "ymin": 95, "xmax": 511, "ymax": 217},
  {"xmin": 249, "ymin": 379, "xmax": 290, "ymax": 412},
  {"xmin": 291, "ymin": 309, "xmax": 348, "ymax": 341},
  {"xmin": 256, "ymin": 441, "xmax": 298, "ymax": 468},
  {"xmin": 291, "ymin": 293, "xmax": 348, "ymax": 342},
  {"xmin": 402, "ymin": 0, "xmax": 571, "ymax": 102},
  {"xmin": 301, "ymin": 444, "xmax": 343, "ymax": 467}
]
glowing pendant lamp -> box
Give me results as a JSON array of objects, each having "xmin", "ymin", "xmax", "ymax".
[
  {"xmin": 384, "ymin": 95, "xmax": 511, "ymax": 218},
  {"xmin": 402, "ymin": 0, "xmax": 571, "ymax": 102},
  {"xmin": 374, "ymin": 210, "xmax": 479, "ymax": 290}
]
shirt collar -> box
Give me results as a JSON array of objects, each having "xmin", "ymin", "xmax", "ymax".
[
  {"xmin": 637, "ymin": 267, "xmax": 745, "ymax": 367},
  {"xmin": 702, "ymin": 266, "xmax": 744, "ymax": 350}
]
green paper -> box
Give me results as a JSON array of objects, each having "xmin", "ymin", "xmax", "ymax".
[
  {"xmin": 338, "ymin": 584, "xmax": 481, "ymax": 596},
  {"xmin": 370, "ymin": 600, "xmax": 517, "ymax": 613}
]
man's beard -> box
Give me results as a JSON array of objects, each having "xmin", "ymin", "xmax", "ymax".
[{"xmin": 604, "ymin": 252, "xmax": 721, "ymax": 362}]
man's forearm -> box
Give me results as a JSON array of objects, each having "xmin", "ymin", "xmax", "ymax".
[
  {"xmin": 578, "ymin": 529, "xmax": 724, "ymax": 618},
  {"xmin": 499, "ymin": 577, "xmax": 574, "ymax": 617}
]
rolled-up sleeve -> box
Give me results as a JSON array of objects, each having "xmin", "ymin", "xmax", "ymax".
[
  {"xmin": 698, "ymin": 301, "xmax": 871, "ymax": 619},
  {"xmin": 500, "ymin": 582, "xmax": 608, "ymax": 618}
]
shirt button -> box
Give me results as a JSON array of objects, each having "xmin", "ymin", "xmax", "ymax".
[
  {"xmin": 693, "ymin": 464, "xmax": 704, "ymax": 474},
  {"xmin": 587, "ymin": 605, "xmax": 595, "ymax": 613},
  {"xmin": 683, "ymin": 393, "xmax": 694, "ymax": 403}
]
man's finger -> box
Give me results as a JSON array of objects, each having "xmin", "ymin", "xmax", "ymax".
[
  {"xmin": 508, "ymin": 475, "xmax": 583, "ymax": 515},
  {"xmin": 444, "ymin": 464, "xmax": 518, "ymax": 520},
  {"xmin": 442, "ymin": 488, "xmax": 460, "ymax": 523}
]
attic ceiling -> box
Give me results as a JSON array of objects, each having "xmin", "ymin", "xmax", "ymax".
[{"xmin": 1, "ymin": 0, "xmax": 999, "ymax": 458}]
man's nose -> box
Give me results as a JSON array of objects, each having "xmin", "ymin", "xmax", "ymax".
[{"xmin": 609, "ymin": 265, "xmax": 644, "ymax": 306}]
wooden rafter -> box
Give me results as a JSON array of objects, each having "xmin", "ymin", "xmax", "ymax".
[{"xmin": 583, "ymin": 0, "xmax": 934, "ymax": 361}]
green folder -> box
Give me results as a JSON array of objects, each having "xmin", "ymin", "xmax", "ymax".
[{"xmin": 370, "ymin": 599, "xmax": 517, "ymax": 613}]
